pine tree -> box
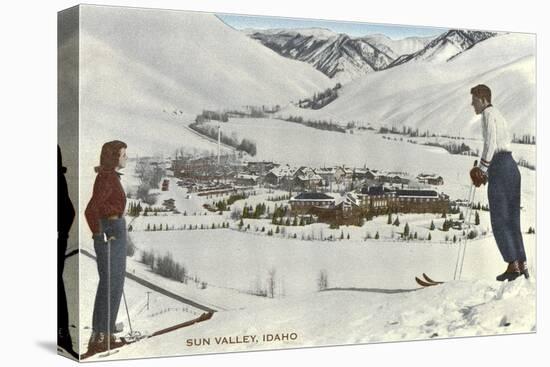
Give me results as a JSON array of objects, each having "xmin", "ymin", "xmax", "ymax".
[
  {"xmin": 430, "ymin": 220, "xmax": 435, "ymax": 230},
  {"xmin": 404, "ymin": 222, "xmax": 410, "ymax": 237},
  {"xmin": 475, "ymin": 211, "xmax": 480, "ymax": 225},
  {"xmin": 393, "ymin": 216, "xmax": 400, "ymax": 227},
  {"xmin": 427, "ymin": 233, "xmax": 432, "ymax": 241},
  {"xmin": 340, "ymin": 230, "xmax": 344, "ymax": 240},
  {"xmin": 375, "ymin": 231, "xmax": 380, "ymax": 239}
]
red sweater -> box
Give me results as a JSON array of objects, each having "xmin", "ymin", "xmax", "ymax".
[{"xmin": 85, "ymin": 168, "xmax": 126, "ymax": 235}]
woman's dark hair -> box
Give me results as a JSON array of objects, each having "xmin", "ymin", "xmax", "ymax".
[{"xmin": 97, "ymin": 140, "xmax": 127, "ymax": 171}]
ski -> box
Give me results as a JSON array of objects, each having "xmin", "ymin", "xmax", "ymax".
[
  {"xmin": 80, "ymin": 311, "xmax": 214, "ymax": 360},
  {"xmin": 415, "ymin": 277, "xmax": 438, "ymax": 287},
  {"xmin": 422, "ymin": 273, "xmax": 444, "ymax": 285},
  {"xmin": 415, "ymin": 274, "xmax": 444, "ymax": 287}
]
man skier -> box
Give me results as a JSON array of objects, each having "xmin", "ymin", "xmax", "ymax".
[{"xmin": 469, "ymin": 84, "xmax": 529, "ymax": 281}]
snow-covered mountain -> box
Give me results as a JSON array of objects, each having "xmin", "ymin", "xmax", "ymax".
[
  {"xmin": 388, "ymin": 29, "xmax": 498, "ymax": 68},
  {"xmin": 246, "ymin": 28, "xmax": 396, "ymax": 83},
  {"xmin": 362, "ymin": 33, "xmax": 435, "ymax": 59},
  {"xmin": 282, "ymin": 32, "xmax": 535, "ymax": 137},
  {"xmin": 74, "ymin": 5, "xmax": 335, "ymax": 232},
  {"xmin": 79, "ymin": 7, "xmax": 333, "ymax": 115}
]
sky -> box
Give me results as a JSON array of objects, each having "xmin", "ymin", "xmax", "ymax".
[{"xmin": 216, "ymin": 13, "xmax": 448, "ymax": 39}]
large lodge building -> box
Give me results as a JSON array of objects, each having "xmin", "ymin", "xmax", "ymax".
[{"xmin": 289, "ymin": 186, "xmax": 450, "ymax": 225}]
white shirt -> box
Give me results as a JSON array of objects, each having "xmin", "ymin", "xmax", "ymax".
[{"xmin": 479, "ymin": 105, "xmax": 511, "ymax": 173}]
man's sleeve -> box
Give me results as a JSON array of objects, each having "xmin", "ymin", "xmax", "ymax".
[{"xmin": 479, "ymin": 112, "xmax": 497, "ymax": 174}]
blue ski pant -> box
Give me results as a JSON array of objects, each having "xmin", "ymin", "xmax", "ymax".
[
  {"xmin": 487, "ymin": 152, "xmax": 526, "ymax": 263},
  {"xmin": 92, "ymin": 217, "xmax": 127, "ymax": 333}
]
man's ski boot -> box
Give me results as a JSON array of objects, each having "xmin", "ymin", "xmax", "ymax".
[
  {"xmin": 518, "ymin": 261, "xmax": 530, "ymax": 279},
  {"xmin": 496, "ymin": 260, "xmax": 521, "ymax": 282}
]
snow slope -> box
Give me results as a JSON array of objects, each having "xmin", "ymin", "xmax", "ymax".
[
  {"xmin": 75, "ymin": 5, "xmax": 333, "ymax": 240},
  {"xmin": 77, "ymin": 4, "xmax": 333, "ymax": 167},
  {"xmin": 79, "ymin": 237, "xmax": 536, "ymax": 361},
  {"xmin": 282, "ymin": 33, "xmax": 535, "ymax": 136},
  {"xmin": 110, "ymin": 278, "xmax": 534, "ymax": 360}
]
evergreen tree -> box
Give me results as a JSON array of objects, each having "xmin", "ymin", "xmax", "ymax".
[
  {"xmin": 387, "ymin": 213, "xmax": 392, "ymax": 225},
  {"xmin": 427, "ymin": 233, "xmax": 432, "ymax": 241},
  {"xmin": 393, "ymin": 216, "xmax": 400, "ymax": 227},
  {"xmin": 375, "ymin": 231, "xmax": 380, "ymax": 239},
  {"xmin": 430, "ymin": 220, "xmax": 435, "ymax": 231},
  {"xmin": 147, "ymin": 223, "xmax": 151, "ymax": 231},
  {"xmin": 475, "ymin": 211, "xmax": 480, "ymax": 225},
  {"xmin": 404, "ymin": 223, "xmax": 410, "ymax": 237},
  {"xmin": 340, "ymin": 230, "xmax": 344, "ymax": 240}
]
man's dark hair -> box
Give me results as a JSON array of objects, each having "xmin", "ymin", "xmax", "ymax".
[
  {"xmin": 470, "ymin": 84, "xmax": 492, "ymax": 104},
  {"xmin": 98, "ymin": 140, "xmax": 127, "ymax": 170}
]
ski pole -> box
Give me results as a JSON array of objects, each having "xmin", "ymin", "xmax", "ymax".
[
  {"xmin": 123, "ymin": 290, "xmax": 133, "ymax": 336},
  {"xmin": 100, "ymin": 236, "xmax": 113, "ymax": 357},
  {"xmin": 107, "ymin": 236, "xmax": 111, "ymax": 354},
  {"xmin": 453, "ymin": 184, "xmax": 473, "ymax": 280},
  {"xmin": 453, "ymin": 160, "xmax": 478, "ymax": 280},
  {"xmin": 458, "ymin": 185, "xmax": 476, "ymax": 280}
]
